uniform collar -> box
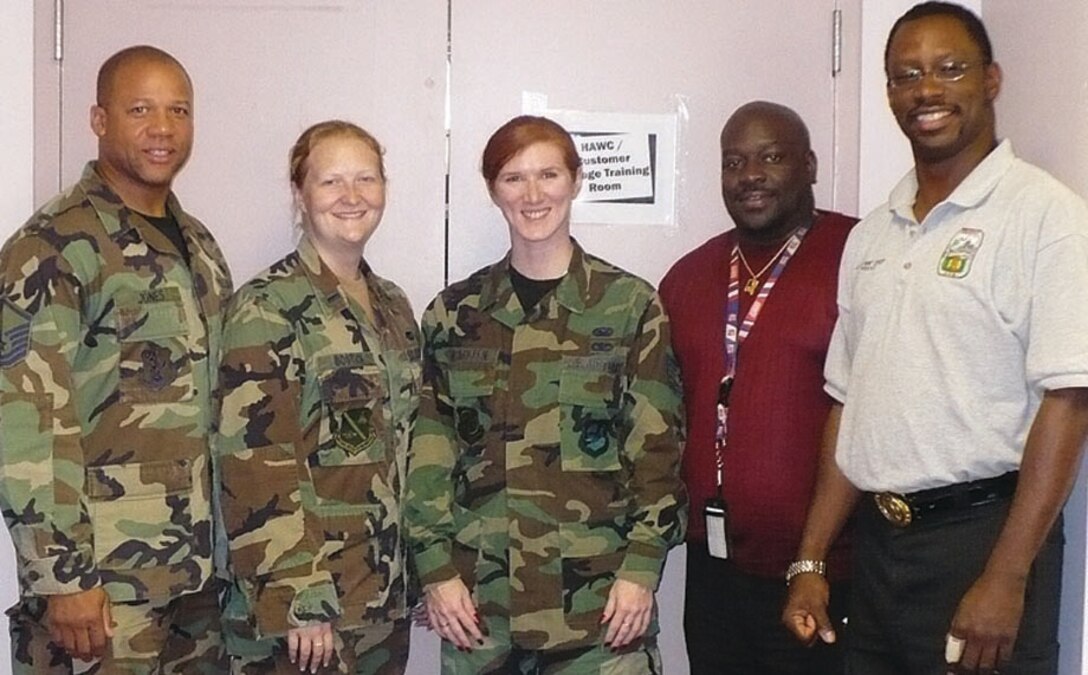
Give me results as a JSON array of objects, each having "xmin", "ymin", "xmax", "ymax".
[
  {"xmin": 479, "ymin": 238, "xmax": 590, "ymax": 329},
  {"xmin": 889, "ymin": 139, "xmax": 1016, "ymax": 226},
  {"xmin": 297, "ymin": 234, "xmax": 376, "ymax": 319},
  {"xmin": 80, "ymin": 161, "xmax": 190, "ymax": 256}
]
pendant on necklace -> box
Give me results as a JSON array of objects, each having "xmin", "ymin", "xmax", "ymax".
[{"xmin": 744, "ymin": 278, "xmax": 761, "ymax": 295}]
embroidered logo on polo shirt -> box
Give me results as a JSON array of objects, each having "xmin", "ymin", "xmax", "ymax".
[{"xmin": 937, "ymin": 228, "xmax": 984, "ymax": 279}]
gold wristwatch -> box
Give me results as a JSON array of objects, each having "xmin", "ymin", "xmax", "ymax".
[{"xmin": 785, "ymin": 559, "xmax": 826, "ymax": 585}]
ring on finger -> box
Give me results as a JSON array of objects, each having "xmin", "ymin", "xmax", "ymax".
[{"xmin": 944, "ymin": 634, "xmax": 965, "ymax": 664}]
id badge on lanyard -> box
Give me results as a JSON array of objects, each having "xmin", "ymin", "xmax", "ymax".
[
  {"xmin": 707, "ymin": 374, "xmax": 734, "ymax": 559},
  {"xmin": 705, "ymin": 497, "xmax": 732, "ymax": 559},
  {"xmin": 707, "ymin": 226, "xmax": 809, "ymax": 560}
]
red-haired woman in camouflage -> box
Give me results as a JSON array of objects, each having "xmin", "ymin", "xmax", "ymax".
[{"xmin": 405, "ymin": 116, "xmax": 687, "ymax": 674}]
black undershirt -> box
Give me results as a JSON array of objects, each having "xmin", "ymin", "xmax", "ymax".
[
  {"xmin": 509, "ymin": 266, "xmax": 563, "ymax": 312},
  {"xmin": 140, "ymin": 211, "xmax": 191, "ymax": 267}
]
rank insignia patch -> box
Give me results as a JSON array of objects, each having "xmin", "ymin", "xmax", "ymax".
[
  {"xmin": 335, "ymin": 407, "xmax": 377, "ymax": 456},
  {"xmin": 579, "ymin": 418, "xmax": 612, "ymax": 457},
  {"xmin": 937, "ymin": 228, "xmax": 984, "ymax": 279},
  {"xmin": 456, "ymin": 408, "xmax": 485, "ymax": 445},
  {"xmin": 0, "ymin": 300, "xmax": 31, "ymax": 368},
  {"xmin": 138, "ymin": 343, "xmax": 179, "ymax": 391}
]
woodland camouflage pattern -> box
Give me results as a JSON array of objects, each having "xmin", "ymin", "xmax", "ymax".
[
  {"xmin": 405, "ymin": 241, "xmax": 687, "ymax": 653},
  {"xmin": 217, "ymin": 237, "xmax": 420, "ymax": 643},
  {"xmin": 9, "ymin": 586, "xmax": 224, "ymax": 674},
  {"xmin": 0, "ymin": 162, "xmax": 232, "ymax": 603}
]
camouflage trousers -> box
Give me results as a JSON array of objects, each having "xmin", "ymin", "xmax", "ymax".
[
  {"xmin": 8, "ymin": 585, "xmax": 226, "ymax": 674},
  {"xmin": 227, "ymin": 618, "xmax": 410, "ymax": 674},
  {"xmin": 440, "ymin": 616, "xmax": 662, "ymax": 675}
]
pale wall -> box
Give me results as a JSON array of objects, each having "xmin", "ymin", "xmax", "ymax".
[
  {"xmin": 4, "ymin": 2, "xmax": 1088, "ymax": 674},
  {"xmin": 0, "ymin": 5, "xmax": 34, "ymax": 675},
  {"xmin": 985, "ymin": 2, "xmax": 1088, "ymax": 671}
]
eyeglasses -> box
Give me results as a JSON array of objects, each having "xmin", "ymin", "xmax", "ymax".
[{"xmin": 886, "ymin": 60, "xmax": 988, "ymax": 89}]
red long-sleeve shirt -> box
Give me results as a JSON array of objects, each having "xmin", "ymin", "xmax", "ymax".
[{"xmin": 660, "ymin": 211, "xmax": 856, "ymax": 580}]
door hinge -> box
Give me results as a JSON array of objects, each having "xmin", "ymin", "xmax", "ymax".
[
  {"xmin": 832, "ymin": 9, "xmax": 843, "ymax": 76},
  {"xmin": 53, "ymin": 0, "xmax": 63, "ymax": 62}
]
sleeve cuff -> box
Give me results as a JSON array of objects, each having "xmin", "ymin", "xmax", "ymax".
[
  {"xmin": 617, "ymin": 541, "xmax": 667, "ymax": 590},
  {"xmin": 414, "ymin": 542, "xmax": 458, "ymax": 588},
  {"xmin": 250, "ymin": 575, "xmax": 341, "ymax": 639},
  {"xmin": 23, "ymin": 549, "xmax": 100, "ymax": 596},
  {"xmin": 823, "ymin": 381, "xmax": 846, "ymax": 404}
]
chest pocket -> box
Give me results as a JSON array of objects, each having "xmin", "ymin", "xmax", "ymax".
[
  {"xmin": 315, "ymin": 362, "xmax": 388, "ymax": 469},
  {"xmin": 558, "ymin": 353, "xmax": 625, "ymax": 472},
  {"xmin": 448, "ymin": 369, "xmax": 494, "ymax": 455},
  {"xmin": 116, "ymin": 288, "xmax": 195, "ymax": 403},
  {"xmin": 445, "ymin": 352, "xmax": 497, "ymax": 455}
]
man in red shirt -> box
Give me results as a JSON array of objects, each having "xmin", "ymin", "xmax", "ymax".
[{"xmin": 659, "ymin": 101, "xmax": 856, "ymax": 674}]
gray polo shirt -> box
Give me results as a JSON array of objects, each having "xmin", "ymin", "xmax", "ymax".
[{"xmin": 826, "ymin": 141, "xmax": 1088, "ymax": 494}]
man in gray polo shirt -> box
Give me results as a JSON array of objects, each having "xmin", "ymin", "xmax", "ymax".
[{"xmin": 782, "ymin": 3, "xmax": 1088, "ymax": 674}]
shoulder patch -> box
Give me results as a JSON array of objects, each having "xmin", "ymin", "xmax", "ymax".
[{"xmin": 0, "ymin": 299, "xmax": 32, "ymax": 368}]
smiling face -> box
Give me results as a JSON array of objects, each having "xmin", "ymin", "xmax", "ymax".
[
  {"xmin": 296, "ymin": 134, "xmax": 386, "ymax": 264},
  {"xmin": 91, "ymin": 57, "xmax": 193, "ymax": 215},
  {"xmin": 720, "ymin": 106, "xmax": 816, "ymax": 242},
  {"xmin": 885, "ymin": 14, "xmax": 1001, "ymax": 167},
  {"xmin": 489, "ymin": 141, "xmax": 582, "ymax": 250}
]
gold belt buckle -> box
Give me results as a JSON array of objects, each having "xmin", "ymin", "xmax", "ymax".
[{"xmin": 874, "ymin": 492, "xmax": 913, "ymax": 527}]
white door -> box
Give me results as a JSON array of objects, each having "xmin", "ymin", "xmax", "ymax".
[
  {"xmin": 448, "ymin": 1, "xmax": 843, "ymax": 286},
  {"xmin": 37, "ymin": 2, "xmax": 845, "ymax": 673},
  {"xmin": 35, "ymin": 0, "xmax": 449, "ymax": 310}
]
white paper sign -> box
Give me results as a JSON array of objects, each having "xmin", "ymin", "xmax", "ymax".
[
  {"xmin": 525, "ymin": 103, "xmax": 678, "ymax": 226},
  {"xmin": 578, "ymin": 133, "xmax": 654, "ymax": 201}
]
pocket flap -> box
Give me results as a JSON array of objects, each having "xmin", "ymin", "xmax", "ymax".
[
  {"xmin": 448, "ymin": 368, "xmax": 495, "ymax": 398},
  {"xmin": 117, "ymin": 287, "xmax": 187, "ymax": 341},
  {"xmin": 85, "ymin": 458, "xmax": 193, "ymax": 500},
  {"xmin": 319, "ymin": 364, "xmax": 383, "ymax": 410},
  {"xmin": 559, "ymin": 361, "xmax": 622, "ymax": 407}
]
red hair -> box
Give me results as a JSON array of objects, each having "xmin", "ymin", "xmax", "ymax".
[{"xmin": 481, "ymin": 115, "xmax": 581, "ymax": 188}]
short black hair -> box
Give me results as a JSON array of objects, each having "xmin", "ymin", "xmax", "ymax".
[
  {"xmin": 885, "ymin": 2, "xmax": 993, "ymax": 71},
  {"xmin": 96, "ymin": 45, "xmax": 191, "ymax": 107}
]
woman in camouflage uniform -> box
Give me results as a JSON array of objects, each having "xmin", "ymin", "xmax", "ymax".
[
  {"xmin": 217, "ymin": 121, "xmax": 420, "ymax": 674},
  {"xmin": 405, "ymin": 116, "xmax": 687, "ymax": 674}
]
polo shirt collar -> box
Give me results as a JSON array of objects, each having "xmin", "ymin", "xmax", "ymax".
[{"xmin": 888, "ymin": 139, "xmax": 1016, "ymax": 225}]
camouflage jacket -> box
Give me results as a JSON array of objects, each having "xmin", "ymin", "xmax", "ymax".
[
  {"xmin": 405, "ymin": 241, "xmax": 687, "ymax": 651},
  {"xmin": 0, "ymin": 163, "xmax": 232, "ymax": 602},
  {"xmin": 217, "ymin": 236, "xmax": 420, "ymax": 639}
]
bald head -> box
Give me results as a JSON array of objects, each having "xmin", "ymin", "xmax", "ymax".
[
  {"xmin": 719, "ymin": 101, "xmax": 817, "ymax": 242},
  {"xmin": 96, "ymin": 45, "xmax": 191, "ymax": 108},
  {"xmin": 722, "ymin": 101, "xmax": 811, "ymax": 151}
]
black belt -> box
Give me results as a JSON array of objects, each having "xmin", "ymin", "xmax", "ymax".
[{"xmin": 872, "ymin": 471, "xmax": 1018, "ymax": 527}]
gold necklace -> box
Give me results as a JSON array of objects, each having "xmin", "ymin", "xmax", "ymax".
[{"xmin": 737, "ymin": 235, "xmax": 794, "ymax": 295}]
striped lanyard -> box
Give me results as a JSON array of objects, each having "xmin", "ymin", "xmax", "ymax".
[{"xmin": 714, "ymin": 225, "xmax": 810, "ymax": 493}]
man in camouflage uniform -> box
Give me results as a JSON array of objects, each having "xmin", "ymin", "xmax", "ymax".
[
  {"xmin": 406, "ymin": 239, "xmax": 687, "ymax": 674},
  {"xmin": 0, "ymin": 46, "xmax": 232, "ymax": 673},
  {"xmin": 217, "ymin": 234, "xmax": 419, "ymax": 673}
]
